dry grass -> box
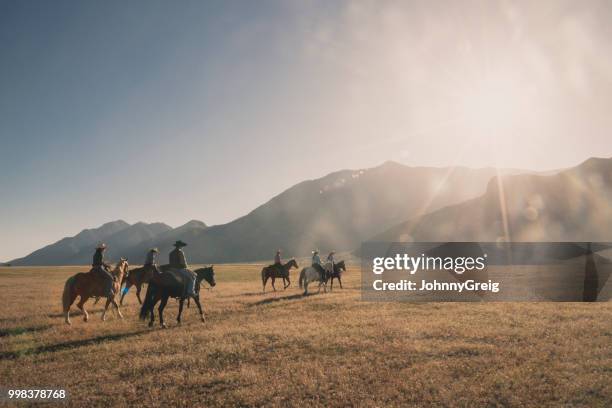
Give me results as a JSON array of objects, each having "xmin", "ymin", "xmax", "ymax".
[{"xmin": 0, "ymin": 264, "xmax": 611, "ymax": 407}]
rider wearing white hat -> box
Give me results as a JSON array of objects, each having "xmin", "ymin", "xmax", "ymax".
[{"xmin": 311, "ymin": 250, "xmax": 325, "ymax": 280}]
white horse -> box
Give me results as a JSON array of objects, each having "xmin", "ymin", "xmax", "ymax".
[{"xmin": 298, "ymin": 263, "xmax": 331, "ymax": 295}]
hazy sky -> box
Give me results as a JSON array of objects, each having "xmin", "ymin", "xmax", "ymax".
[{"xmin": 1, "ymin": 0, "xmax": 612, "ymax": 260}]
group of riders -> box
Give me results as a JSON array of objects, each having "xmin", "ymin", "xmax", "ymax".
[
  {"xmin": 270, "ymin": 248, "xmax": 336, "ymax": 280},
  {"xmin": 90, "ymin": 242, "xmax": 337, "ymax": 296},
  {"xmin": 90, "ymin": 240, "xmax": 197, "ymax": 299}
]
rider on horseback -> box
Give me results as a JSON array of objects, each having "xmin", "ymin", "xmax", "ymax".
[
  {"xmin": 270, "ymin": 249, "xmax": 282, "ymax": 273},
  {"xmin": 326, "ymin": 251, "xmax": 335, "ymax": 279},
  {"xmin": 90, "ymin": 243, "xmax": 115, "ymax": 297},
  {"xmin": 311, "ymin": 250, "xmax": 326, "ymax": 281},
  {"xmin": 144, "ymin": 248, "xmax": 160, "ymax": 275},
  {"xmin": 168, "ymin": 241, "xmax": 197, "ymax": 298}
]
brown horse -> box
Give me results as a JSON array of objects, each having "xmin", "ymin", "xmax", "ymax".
[
  {"xmin": 261, "ymin": 259, "xmax": 299, "ymax": 292},
  {"xmin": 119, "ymin": 265, "xmax": 151, "ymax": 305},
  {"xmin": 62, "ymin": 258, "xmax": 129, "ymax": 325}
]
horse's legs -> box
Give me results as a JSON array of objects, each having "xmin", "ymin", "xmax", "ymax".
[
  {"xmin": 158, "ymin": 295, "xmax": 169, "ymax": 328},
  {"xmin": 77, "ymin": 295, "xmax": 90, "ymax": 322},
  {"xmin": 64, "ymin": 290, "xmax": 78, "ymax": 325},
  {"xmin": 94, "ymin": 297, "xmax": 101, "ymax": 305},
  {"xmin": 120, "ymin": 282, "xmax": 131, "ymax": 305},
  {"xmin": 187, "ymin": 297, "xmax": 191, "ymax": 308},
  {"xmin": 193, "ymin": 295, "xmax": 205, "ymax": 323},
  {"xmin": 136, "ymin": 284, "xmax": 144, "ymax": 305},
  {"xmin": 272, "ymin": 277, "xmax": 277, "ymax": 291},
  {"xmin": 284, "ymin": 276, "xmax": 290, "ymax": 289},
  {"xmin": 102, "ymin": 297, "xmax": 111, "ymax": 321},
  {"xmin": 262, "ymin": 275, "xmax": 268, "ymax": 293},
  {"xmin": 177, "ymin": 298, "xmax": 184, "ymax": 324},
  {"xmin": 330, "ymin": 277, "xmax": 334, "ymax": 292},
  {"xmin": 148, "ymin": 300, "xmax": 155, "ymax": 328},
  {"xmin": 303, "ymin": 281, "xmax": 309, "ymax": 296},
  {"xmin": 111, "ymin": 296, "xmax": 123, "ymax": 319},
  {"xmin": 339, "ymin": 276, "xmax": 343, "ymax": 289},
  {"xmin": 102, "ymin": 296, "xmax": 122, "ymax": 321}
]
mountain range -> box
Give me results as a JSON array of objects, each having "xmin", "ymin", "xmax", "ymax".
[
  {"xmin": 8, "ymin": 157, "xmax": 612, "ymax": 265},
  {"xmin": 374, "ymin": 157, "xmax": 612, "ymax": 242},
  {"xmin": 10, "ymin": 161, "xmax": 510, "ymax": 265}
]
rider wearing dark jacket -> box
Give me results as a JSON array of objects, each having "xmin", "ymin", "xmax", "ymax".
[
  {"xmin": 91, "ymin": 243, "xmax": 115, "ymax": 297},
  {"xmin": 168, "ymin": 241, "xmax": 196, "ymax": 297}
]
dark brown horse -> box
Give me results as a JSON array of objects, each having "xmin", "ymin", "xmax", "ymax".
[
  {"xmin": 261, "ymin": 259, "xmax": 299, "ymax": 292},
  {"xmin": 139, "ymin": 266, "xmax": 216, "ymax": 328},
  {"xmin": 62, "ymin": 258, "xmax": 129, "ymax": 324},
  {"xmin": 328, "ymin": 260, "xmax": 346, "ymax": 291}
]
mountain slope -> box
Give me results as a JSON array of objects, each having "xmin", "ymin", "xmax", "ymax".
[
  {"xmin": 137, "ymin": 162, "xmax": 521, "ymax": 263},
  {"xmin": 68, "ymin": 222, "xmax": 172, "ymax": 264},
  {"xmin": 10, "ymin": 220, "xmax": 130, "ymax": 265},
  {"xmin": 124, "ymin": 220, "xmax": 208, "ymax": 264},
  {"xmin": 374, "ymin": 157, "xmax": 612, "ymax": 242}
]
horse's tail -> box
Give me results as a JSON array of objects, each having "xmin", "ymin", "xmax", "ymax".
[
  {"xmin": 139, "ymin": 283, "xmax": 155, "ymax": 321},
  {"xmin": 62, "ymin": 276, "xmax": 76, "ymax": 313},
  {"xmin": 261, "ymin": 267, "xmax": 267, "ymax": 289},
  {"xmin": 299, "ymin": 268, "xmax": 305, "ymax": 288}
]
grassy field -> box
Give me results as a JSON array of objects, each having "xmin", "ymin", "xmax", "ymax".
[{"xmin": 0, "ymin": 264, "xmax": 611, "ymax": 407}]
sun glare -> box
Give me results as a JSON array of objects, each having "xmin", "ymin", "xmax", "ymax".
[{"xmin": 455, "ymin": 73, "xmax": 528, "ymax": 136}]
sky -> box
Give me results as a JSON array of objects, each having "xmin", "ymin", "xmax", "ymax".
[{"xmin": 1, "ymin": 0, "xmax": 612, "ymax": 261}]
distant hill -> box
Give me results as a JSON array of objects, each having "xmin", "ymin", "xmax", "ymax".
[
  {"xmin": 68, "ymin": 222, "xmax": 172, "ymax": 264},
  {"xmin": 10, "ymin": 220, "xmax": 130, "ymax": 265},
  {"xmin": 134, "ymin": 162, "xmax": 520, "ymax": 264},
  {"xmin": 11, "ymin": 221, "xmax": 171, "ymax": 266},
  {"xmin": 373, "ymin": 157, "xmax": 612, "ymax": 242},
  {"xmin": 124, "ymin": 220, "xmax": 208, "ymax": 264}
]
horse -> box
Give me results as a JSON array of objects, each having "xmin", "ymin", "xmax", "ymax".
[
  {"xmin": 299, "ymin": 265, "xmax": 328, "ymax": 295},
  {"xmin": 119, "ymin": 264, "xmax": 197, "ymax": 307},
  {"xmin": 261, "ymin": 259, "xmax": 299, "ymax": 292},
  {"xmin": 328, "ymin": 260, "xmax": 346, "ymax": 291},
  {"xmin": 62, "ymin": 258, "xmax": 129, "ymax": 325},
  {"xmin": 119, "ymin": 265, "xmax": 152, "ymax": 305},
  {"xmin": 139, "ymin": 266, "xmax": 216, "ymax": 328}
]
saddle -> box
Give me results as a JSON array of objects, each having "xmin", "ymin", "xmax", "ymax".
[{"xmin": 156, "ymin": 265, "xmax": 196, "ymax": 296}]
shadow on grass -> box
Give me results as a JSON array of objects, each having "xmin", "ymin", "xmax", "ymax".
[
  {"xmin": 47, "ymin": 308, "xmax": 106, "ymax": 318},
  {"xmin": 0, "ymin": 329, "xmax": 148, "ymax": 361},
  {"xmin": 0, "ymin": 324, "xmax": 51, "ymax": 338},
  {"xmin": 249, "ymin": 293, "xmax": 306, "ymax": 307}
]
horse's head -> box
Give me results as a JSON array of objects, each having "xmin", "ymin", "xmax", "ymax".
[
  {"xmin": 288, "ymin": 259, "xmax": 299, "ymax": 269},
  {"xmin": 118, "ymin": 257, "xmax": 129, "ymax": 273},
  {"xmin": 196, "ymin": 266, "xmax": 216, "ymax": 288},
  {"xmin": 336, "ymin": 260, "xmax": 346, "ymax": 272}
]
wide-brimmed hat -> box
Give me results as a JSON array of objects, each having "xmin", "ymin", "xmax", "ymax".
[
  {"xmin": 150, "ymin": 248, "xmax": 159, "ymax": 253},
  {"xmin": 96, "ymin": 242, "xmax": 107, "ymax": 249},
  {"xmin": 276, "ymin": 249, "xmax": 281, "ymax": 253},
  {"xmin": 312, "ymin": 250, "xmax": 319, "ymax": 254},
  {"xmin": 173, "ymin": 240, "xmax": 187, "ymax": 248}
]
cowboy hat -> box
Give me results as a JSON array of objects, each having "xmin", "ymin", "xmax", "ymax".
[
  {"xmin": 173, "ymin": 240, "xmax": 187, "ymax": 247},
  {"xmin": 96, "ymin": 242, "xmax": 107, "ymax": 249},
  {"xmin": 150, "ymin": 248, "xmax": 159, "ymax": 253},
  {"xmin": 312, "ymin": 250, "xmax": 319, "ymax": 254}
]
